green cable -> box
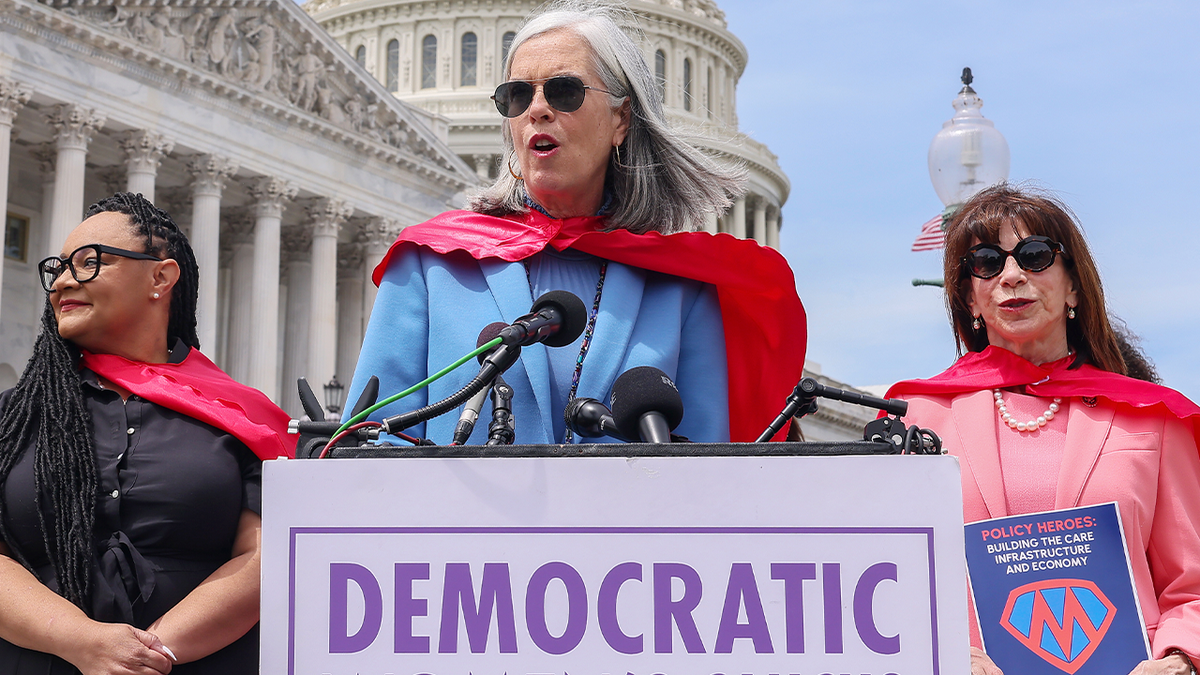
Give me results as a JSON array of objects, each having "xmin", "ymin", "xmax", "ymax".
[{"xmin": 332, "ymin": 337, "xmax": 504, "ymax": 438}]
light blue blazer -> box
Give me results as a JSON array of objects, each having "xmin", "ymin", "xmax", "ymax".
[{"xmin": 345, "ymin": 247, "xmax": 729, "ymax": 445}]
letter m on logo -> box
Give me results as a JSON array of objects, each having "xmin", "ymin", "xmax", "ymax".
[{"xmin": 1000, "ymin": 578, "xmax": 1116, "ymax": 674}]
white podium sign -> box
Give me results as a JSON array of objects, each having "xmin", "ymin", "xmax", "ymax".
[{"xmin": 262, "ymin": 454, "xmax": 968, "ymax": 675}]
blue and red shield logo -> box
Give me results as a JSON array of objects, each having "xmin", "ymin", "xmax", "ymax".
[{"xmin": 1000, "ymin": 579, "xmax": 1116, "ymax": 674}]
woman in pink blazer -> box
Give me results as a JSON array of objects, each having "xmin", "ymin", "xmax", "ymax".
[{"xmin": 889, "ymin": 185, "xmax": 1200, "ymax": 675}]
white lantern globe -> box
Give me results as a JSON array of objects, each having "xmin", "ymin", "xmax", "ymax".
[{"xmin": 928, "ymin": 68, "xmax": 1010, "ymax": 208}]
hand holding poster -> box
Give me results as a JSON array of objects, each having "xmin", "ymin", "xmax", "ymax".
[{"xmin": 965, "ymin": 503, "xmax": 1149, "ymax": 675}]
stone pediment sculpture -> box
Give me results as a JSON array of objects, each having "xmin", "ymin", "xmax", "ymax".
[{"xmin": 31, "ymin": 0, "xmax": 473, "ymax": 189}]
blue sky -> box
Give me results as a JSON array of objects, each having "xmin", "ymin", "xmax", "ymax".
[{"xmin": 721, "ymin": 0, "xmax": 1199, "ymax": 400}]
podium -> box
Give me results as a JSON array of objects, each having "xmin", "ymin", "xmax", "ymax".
[{"xmin": 262, "ymin": 442, "xmax": 969, "ymax": 674}]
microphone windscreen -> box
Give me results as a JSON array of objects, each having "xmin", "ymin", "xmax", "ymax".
[
  {"xmin": 476, "ymin": 322, "xmax": 509, "ymax": 363},
  {"xmin": 531, "ymin": 290, "xmax": 587, "ymax": 348},
  {"xmin": 609, "ymin": 366, "xmax": 684, "ymax": 440}
]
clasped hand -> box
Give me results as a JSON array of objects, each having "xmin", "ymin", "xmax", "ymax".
[{"xmin": 66, "ymin": 621, "xmax": 175, "ymax": 675}]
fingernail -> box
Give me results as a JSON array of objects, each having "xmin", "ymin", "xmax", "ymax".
[{"xmin": 162, "ymin": 645, "xmax": 177, "ymax": 662}]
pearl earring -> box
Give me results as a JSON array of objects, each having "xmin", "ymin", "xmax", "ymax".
[
  {"xmin": 1067, "ymin": 307, "xmax": 1076, "ymax": 319},
  {"xmin": 153, "ymin": 292, "xmax": 160, "ymax": 299},
  {"xmin": 972, "ymin": 316, "xmax": 982, "ymax": 330}
]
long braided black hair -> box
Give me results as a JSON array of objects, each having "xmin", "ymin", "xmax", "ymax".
[{"xmin": 0, "ymin": 193, "xmax": 199, "ymax": 610}]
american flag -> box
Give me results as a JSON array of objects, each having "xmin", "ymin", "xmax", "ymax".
[{"xmin": 911, "ymin": 214, "xmax": 945, "ymax": 252}]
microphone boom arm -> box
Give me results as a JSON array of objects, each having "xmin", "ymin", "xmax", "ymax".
[{"xmin": 380, "ymin": 344, "xmax": 521, "ymax": 434}]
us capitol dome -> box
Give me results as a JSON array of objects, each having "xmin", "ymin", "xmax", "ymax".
[{"xmin": 304, "ymin": 0, "xmax": 789, "ymax": 248}]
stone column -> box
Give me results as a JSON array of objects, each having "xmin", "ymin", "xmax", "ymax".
[
  {"xmin": 336, "ymin": 244, "xmax": 364, "ymax": 391},
  {"xmin": 33, "ymin": 145, "xmax": 57, "ymax": 258},
  {"xmin": 703, "ymin": 211, "xmax": 718, "ymax": 234},
  {"xmin": 119, "ymin": 130, "xmax": 173, "ymax": 203},
  {"xmin": 224, "ymin": 212, "xmax": 256, "ymax": 381},
  {"xmin": 215, "ymin": 244, "xmax": 233, "ymax": 368},
  {"xmin": 752, "ymin": 197, "xmax": 768, "ymax": 246},
  {"xmin": 766, "ymin": 209, "xmax": 780, "ymax": 250},
  {"xmin": 248, "ymin": 176, "xmax": 297, "ymax": 401},
  {"xmin": 187, "ymin": 154, "xmax": 238, "ymax": 353},
  {"xmin": 280, "ymin": 226, "xmax": 312, "ymax": 417},
  {"xmin": 359, "ymin": 216, "xmax": 400, "ymax": 324},
  {"xmin": 0, "ymin": 79, "xmax": 32, "ymax": 324},
  {"xmin": 730, "ymin": 195, "xmax": 747, "ymax": 239},
  {"xmin": 46, "ymin": 104, "xmax": 106, "ymax": 256},
  {"xmin": 307, "ymin": 198, "xmax": 352, "ymax": 399}
]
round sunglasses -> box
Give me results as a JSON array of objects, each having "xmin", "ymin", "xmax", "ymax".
[
  {"xmin": 491, "ymin": 76, "xmax": 615, "ymax": 118},
  {"xmin": 962, "ymin": 235, "xmax": 1069, "ymax": 279},
  {"xmin": 38, "ymin": 244, "xmax": 163, "ymax": 292}
]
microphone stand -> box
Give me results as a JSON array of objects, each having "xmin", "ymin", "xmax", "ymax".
[
  {"xmin": 757, "ymin": 377, "xmax": 941, "ymax": 454},
  {"xmin": 485, "ymin": 375, "xmax": 515, "ymax": 446}
]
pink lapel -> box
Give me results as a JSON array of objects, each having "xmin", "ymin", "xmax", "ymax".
[
  {"xmin": 1054, "ymin": 400, "xmax": 1115, "ymax": 510},
  {"xmin": 951, "ymin": 390, "xmax": 1009, "ymax": 519}
]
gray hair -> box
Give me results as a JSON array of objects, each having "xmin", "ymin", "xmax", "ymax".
[{"xmin": 467, "ymin": 0, "xmax": 745, "ymax": 234}]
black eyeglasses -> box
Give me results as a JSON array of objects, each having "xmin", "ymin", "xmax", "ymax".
[
  {"xmin": 962, "ymin": 235, "xmax": 1068, "ymax": 280},
  {"xmin": 491, "ymin": 76, "xmax": 615, "ymax": 118},
  {"xmin": 38, "ymin": 244, "xmax": 162, "ymax": 292}
]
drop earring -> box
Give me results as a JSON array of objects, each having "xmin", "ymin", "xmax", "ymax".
[
  {"xmin": 972, "ymin": 316, "xmax": 982, "ymax": 330},
  {"xmin": 1067, "ymin": 306, "xmax": 1076, "ymax": 319}
]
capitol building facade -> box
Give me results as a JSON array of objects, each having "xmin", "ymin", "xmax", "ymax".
[
  {"xmin": 0, "ymin": 0, "xmax": 868, "ymax": 439},
  {"xmin": 305, "ymin": 0, "xmax": 789, "ymax": 246}
]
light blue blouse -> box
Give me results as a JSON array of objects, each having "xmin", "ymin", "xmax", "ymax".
[{"xmin": 345, "ymin": 245, "xmax": 729, "ymax": 445}]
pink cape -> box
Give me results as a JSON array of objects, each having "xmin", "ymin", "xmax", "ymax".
[
  {"xmin": 373, "ymin": 209, "xmax": 808, "ymax": 442},
  {"xmin": 81, "ymin": 349, "xmax": 292, "ymax": 460},
  {"xmin": 887, "ymin": 346, "xmax": 1200, "ymax": 440}
]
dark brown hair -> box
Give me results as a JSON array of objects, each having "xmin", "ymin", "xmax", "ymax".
[{"xmin": 943, "ymin": 183, "xmax": 1125, "ymax": 374}]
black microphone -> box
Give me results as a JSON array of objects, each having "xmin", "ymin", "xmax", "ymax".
[
  {"xmin": 498, "ymin": 291, "xmax": 587, "ymax": 347},
  {"xmin": 451, "ymin": 323, "xmax": 509, "ymax": 444},
  {"xmin": 609, "ymin": 366, "xmax": 684, "ymax": 443},
  {"xmin": 564, "ymin": 397, "xmax": 629, "ymax": 441}
]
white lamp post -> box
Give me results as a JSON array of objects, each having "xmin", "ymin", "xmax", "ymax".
[
  {"xmin": 928, "ymin": 68, "xmax": 1010, "ymax": 210},
  {"xmin": 914, "ymin": 68, "xmax": 1011, "ymax": 288}
]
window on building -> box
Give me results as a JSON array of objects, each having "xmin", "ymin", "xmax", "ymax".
[
  {"xmin": 355, "ymin": 45, "xmax": 366, "ymax": 67},
  {"xmin": 654, "ymin": 49, "xmax": 666, "ymax": 103},
  {"xmin": 421, "ymin": 34, "xmax": 437, "ymax": 89},
  {"xmin": 501, "ymin": 31, "xmax": 516, "ymax": 69},
  {"xmin": 386, "ymin": 39, "xmax": 399, "ymax": 91},
  {"xmin": 683, "ymin": 57, "xmax": 692, "ymax": 111},
  {"xmin": 4, "ymin": 213, "xmax": 28, "ymax": 262},
  {"xmin": 461, "ymin": 32, "xmax": 477, "ymax": 86}
]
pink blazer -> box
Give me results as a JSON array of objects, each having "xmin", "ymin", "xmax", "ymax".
[{"xmin": 904, "ymin": 389, "xmax": 1200, "ymax": 659}]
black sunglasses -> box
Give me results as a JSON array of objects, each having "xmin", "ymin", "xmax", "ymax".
[
  {"xmin": 491, "ymin": 76, "xmax": 614, "ymax": 118},
  {"xmin": 962, "ymin": 235, "xmax": 1069, "ymax": 280},
  {"xmin": 39, "ymin": 244, "xmax": 163, "ymax": 292}
]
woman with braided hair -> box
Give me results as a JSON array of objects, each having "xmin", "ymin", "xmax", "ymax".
[{"xmin": 0, "ymin": 193, "xmax": 290, "ymax": 674}]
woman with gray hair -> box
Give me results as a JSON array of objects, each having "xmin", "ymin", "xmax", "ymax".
[{"xmin": 347, "ymin": 1, "xmax": 805, "ymax": 445}]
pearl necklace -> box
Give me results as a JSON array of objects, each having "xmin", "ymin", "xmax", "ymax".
[{"xmin": 994, "ymin": 389, "xmax": 1062, "ymax": 432}]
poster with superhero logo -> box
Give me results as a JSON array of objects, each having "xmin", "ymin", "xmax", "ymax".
[{"xmin": 966, "ymin": 503, "xmax": 1149, "ymax": 674}]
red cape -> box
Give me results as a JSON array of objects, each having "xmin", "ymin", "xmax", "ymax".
[
  {"xmin": 81, "ymin": 349, "xmax": 292, "ymax": 460},
  {"xmin": 887, "ymin": 346, "xmax": 1200, "ymax": 435},
  {"xmin": 373, "ymin": 209, "xmax": 807, "ymax": 442}
]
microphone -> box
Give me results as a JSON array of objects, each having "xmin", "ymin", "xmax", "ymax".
[
  {"xmin": 498, "ymin": 291, "xmax": 587, "ymax": 347},
  {"xmin": 564, "ymin": 397, "xmax": 629, "ymax": 441},
  {"xmin": 452, "ymin": 323, "xmax": 509, "ymax": 445},
  {"xmin": 609, "ymin": 366, "xmax": 684, "ymax": 443}
]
